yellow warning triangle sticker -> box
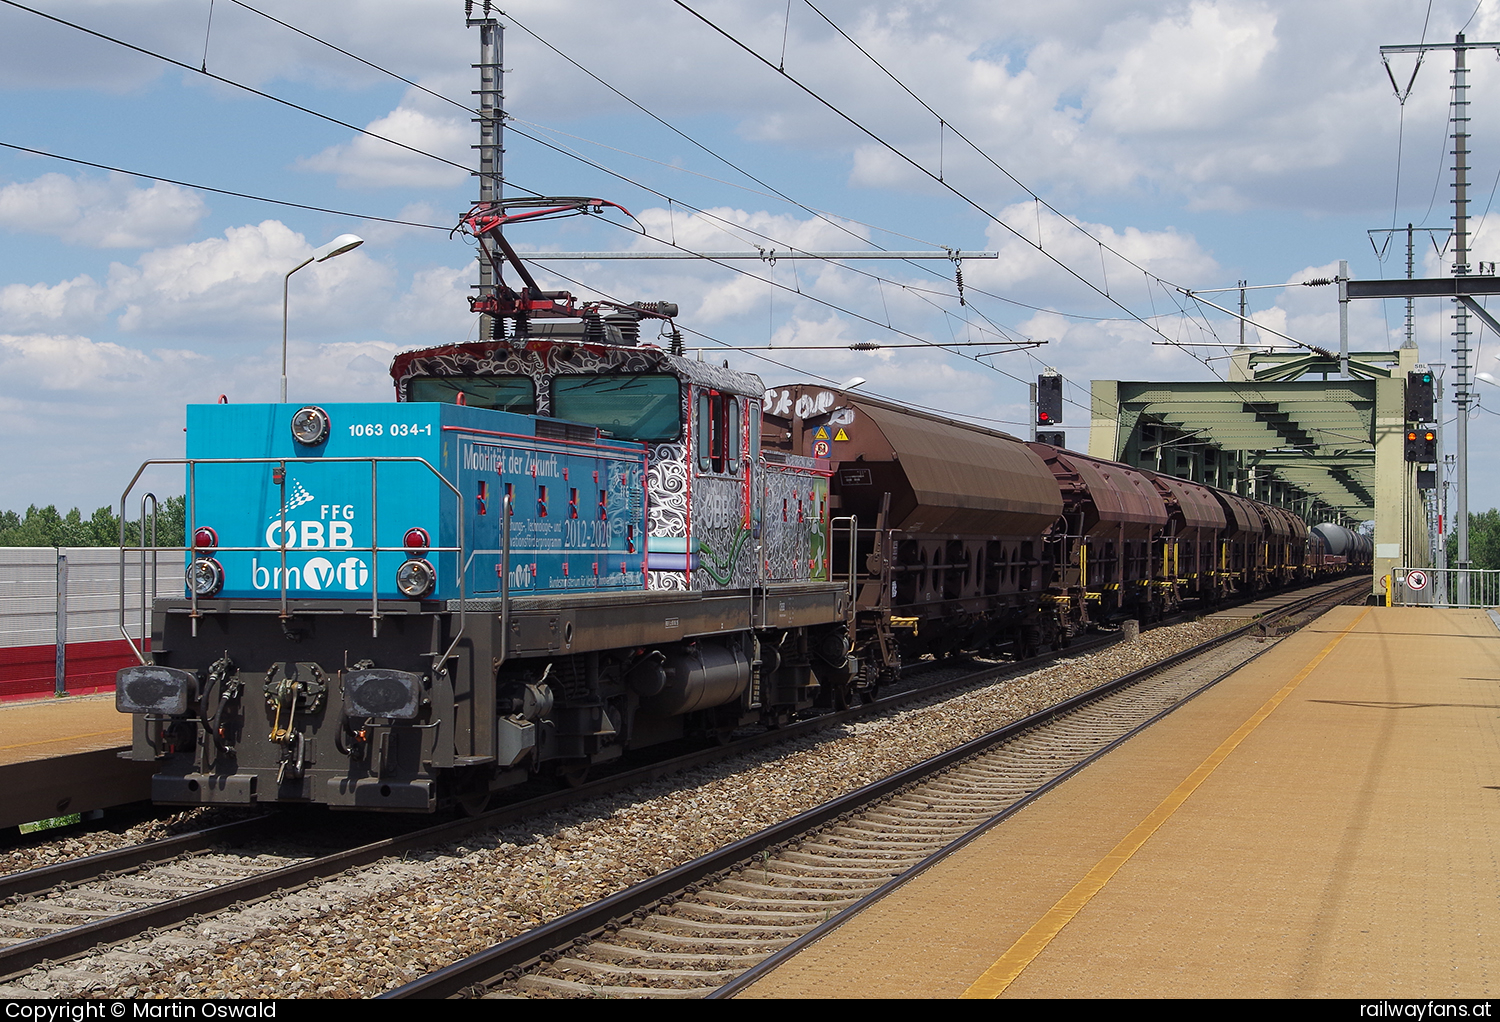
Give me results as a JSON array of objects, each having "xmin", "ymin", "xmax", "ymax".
[
  {"xmin": 813, "ymin": 426, "xmax": 830, "ymax": 439},
  {"xmin": 834, "ymin": 428, "xmax": 849, "ymax": 441}
]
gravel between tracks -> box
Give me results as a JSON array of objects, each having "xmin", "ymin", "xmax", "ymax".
[
  {"xmin": 3, "ymin": 617, "xmax": 1238, "ymax": 999},
  {"xmin": 1, "ymin": 809, "xmax": 260, "ymax": 878}
]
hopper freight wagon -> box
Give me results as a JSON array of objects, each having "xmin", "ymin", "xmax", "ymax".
[{"xmin": 763, "ymin": 383, "xmax": 1367, "ymax": 692}]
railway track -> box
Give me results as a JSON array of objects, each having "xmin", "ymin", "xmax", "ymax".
[
  {"xmin": 0, "ymin": 632, "xmax": 1092, "ymax": 984},
  {"xmin": 384, "ymin": 578, "xmax": 1366, "ymax": 999},
  {"xmin": 0, "ymin": 579, "xmax": 1358, "ymax": 994}
]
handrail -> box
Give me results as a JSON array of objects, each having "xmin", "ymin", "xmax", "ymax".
[
  {"xmin": 452, "ymin": 493, "xmax": 514, "ymax": 670},
  {"xmin": 139, "ymin": 493, "xmax": 158, "ymax": 657},
  {"xmin": 830, "ymin": 515, "xmax": 858, "ymax": 620},
  {"xmin": 118, "ymin": 456, "xmax": 466, "ymax": 667}
]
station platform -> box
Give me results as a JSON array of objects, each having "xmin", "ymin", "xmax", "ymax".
[
  {"xmin": 739, "ymin": 605, "xmax": 1500, "ymax": 998},
  {"xmin": 0, "ymin": 693, "xmax": 151, "ymax": 829}
]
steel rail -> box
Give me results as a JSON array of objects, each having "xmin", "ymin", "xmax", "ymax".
[
  {"xmin": 1, "ymin": 577, "xmax": 1360, "ymax": 986},
  {"xmin": 0, "ymin": 817, "xmax": 270, "ymax": 902},
  {"xmin": 714, "ymin": 580, "xmax": 1366, "ymax": 997},
  {"xmin": 381, "ymin": 577, "xmax": 1366, "ymax": 998},
  {"xmin": 0, "ymin": 613, "xmax": 1111, "ymax": 982}
]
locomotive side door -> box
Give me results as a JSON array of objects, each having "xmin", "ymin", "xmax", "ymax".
[{"xmin": 691, "ymin": 386, "xmax": 753, "ymax": 589}]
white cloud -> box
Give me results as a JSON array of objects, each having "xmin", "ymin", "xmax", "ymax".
[
  {"xmin": 0, "ymin": 275, "xmax": 104, "ymax": 330},
  {"xmin": 299, "ymin": 105, "xmax": 470, "ymax": 189},
  {"xmin": 282, "ymin": 340, "xmax": 404, "ymax": 404},
  {"xmin": 0, "ymin": 173, "xmax": 207, "ymax": 248},
  {"xmin": 0, "ymin": 219, "xmax": 410, "ymax": 341},
  {"xmin": 1089, "ymin": 2, "xmax": 1278, "ymax": 133},
  {"xmin": 0, "ymin": 332, "xmax": 198, "ymax": 394},
  {"xmin": 106, "ymin": 220, "xmax": 394, "ymax": 337},
  {"xmin": 966, "ymin": 202, "xmax": 1220, "ymax": 307},
  {"xmin": 385, "ymin": 263, "xmax": 476, "ymax": 339}
]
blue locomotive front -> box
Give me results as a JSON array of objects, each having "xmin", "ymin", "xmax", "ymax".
[{"xmin": 115, "ymin": 339, "xmax": 852, "ymax": 812}]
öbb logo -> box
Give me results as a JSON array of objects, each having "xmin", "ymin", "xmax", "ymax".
[
  {"xmin": 264, "ymin": 520, "xmax": 355, "ymax": 549},
  {"xmin": 252, "ymin": 556, "xmax": 369, "ymax": 591}
]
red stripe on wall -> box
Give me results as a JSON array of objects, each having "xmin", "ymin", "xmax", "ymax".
[{"xmin": 0, "ymin": 638, "xmax": 150, "ymax": 702}]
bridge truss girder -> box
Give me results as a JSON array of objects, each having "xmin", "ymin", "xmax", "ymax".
[{"xmin": 1090, "ymin": 346, "xmax": 1432, "ymax": 590}]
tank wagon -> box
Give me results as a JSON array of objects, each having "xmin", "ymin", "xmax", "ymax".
[{"xmin": 763, "ymin": 383, "xmax": 1368, "ymax": 690}]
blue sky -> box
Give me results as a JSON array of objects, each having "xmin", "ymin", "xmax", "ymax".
[{"xmin": 2, "ymin": 0, "xmax": 1499, "ymax": 521}]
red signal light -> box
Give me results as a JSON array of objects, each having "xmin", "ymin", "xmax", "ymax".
[
  {"xmin": 403, "ymin": 527, "xmax": 430, "ymax": 553},
  {"xmin": 193, "ymin": 526, "xmax": 218, "ymax": 551}
]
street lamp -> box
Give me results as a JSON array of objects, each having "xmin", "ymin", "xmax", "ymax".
[{"xmin": 281, "ymin": 234, "xmax": 364, "ymax": 402}]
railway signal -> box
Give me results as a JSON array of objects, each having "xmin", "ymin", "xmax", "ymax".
[
  {"xmin": 1037, "ymin": 372, "xmax": 1063, "ymax": 426},
  {"xmin": 1406, "ymin": 370, "xmax": 1434, "ymax": 422},
  {"xmin": 1405, "ymin": 428, "xmax": 1437, "ymax": 462}
]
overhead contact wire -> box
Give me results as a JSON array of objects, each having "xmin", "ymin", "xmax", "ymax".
[
  {"xmin": 0, "ymin": 0, "xmax": 497, "ymax": 187},
  {"xmin": 0, "ymin": 140, "xmax": 451, "ymax": 229}
]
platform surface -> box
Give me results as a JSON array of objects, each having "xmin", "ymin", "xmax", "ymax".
[
  {"xmin": 740, "ymin": 606, "xmax": 1500, "ymax": 999},
  {"xmin": 0, "ymin": 692, "xmax": 132, "ymax": 768}
]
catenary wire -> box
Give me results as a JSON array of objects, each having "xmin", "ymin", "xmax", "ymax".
[
  {"xmin": 0, "ymin": 140, "xmax": 451, "ymax": 230},
  {"xmin": 0, "ymin": 0, "xmax": 493, "ymax": 186}
]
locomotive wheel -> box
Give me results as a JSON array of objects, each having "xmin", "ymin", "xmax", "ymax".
[
  {"xmin": 456, "ymin": 789, "xmax": 492, "ymax": 817},
  {"xmin": 558, "ymin": 763, "xmax": 591, "ymax": 788}
]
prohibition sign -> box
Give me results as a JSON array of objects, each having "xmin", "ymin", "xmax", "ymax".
[{"xmin": 1406, "ymin": 569, "xmax": 1428, "ymax": 591}]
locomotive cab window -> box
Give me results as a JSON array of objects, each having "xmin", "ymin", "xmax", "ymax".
[
  {"xmin": 408, "ymin": 375, "xmax": 536, "ymax": 412},
  {"xmin": 696, "ymin": 391, "xmax": 740, "ymax": 474},
  {"xmin": 551, "ymin": 373, "xmax": 680, "ymax": 442}
]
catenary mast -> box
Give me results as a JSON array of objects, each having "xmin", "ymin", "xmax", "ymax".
[{"xmin": 468, "ymin": 4, "xmax": 504, "ymax": 340}]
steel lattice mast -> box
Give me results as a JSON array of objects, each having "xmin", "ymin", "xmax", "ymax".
[{"xmin": 468, "ymin": 7, "xmax": 504, "ymax": 340}]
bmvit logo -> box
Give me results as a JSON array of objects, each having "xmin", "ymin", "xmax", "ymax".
[{"xmin": 251, "ymin": 556, "xmax": 370, "ymax": 591}]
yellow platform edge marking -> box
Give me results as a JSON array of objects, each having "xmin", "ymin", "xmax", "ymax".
[
  {"xmin": 0, "ymin": 728, "xmax": 130, "ymax": 754},
  {"xmin": 961, "ymin": 605, "xmax": 1371, "ymax": 999}
]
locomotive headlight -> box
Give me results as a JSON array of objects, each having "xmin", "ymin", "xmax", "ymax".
[
  {"xmin": 117, "ymin": 665, "xmax": 197, "ymax": 715},
  {"xmin": 290, "ymin": 405, "xmax": 331, "ymax": 446},
  {"xmin": 344, "ymin": 668, "xmax": 423, "ymax": 719},
  {"xmin": 395, "ymin": 558, "xmax": 436, "ymax": 598},
  {"xmin": 187, "ymin": 557, "xmax": 225, "ymax": 597}
]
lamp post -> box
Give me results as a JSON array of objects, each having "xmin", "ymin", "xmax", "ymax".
[{"xmin": 281, "ymin": 234, "xmax": 364, "ymax": 402}]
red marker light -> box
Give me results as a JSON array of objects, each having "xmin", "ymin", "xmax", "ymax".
[
  {"xmin": 193, "ymin": 526, "xmax": 218, "ymax": 550},
  {"xmin": 403, "ymin": 527, "xmax": 430, "ymax": 552}
]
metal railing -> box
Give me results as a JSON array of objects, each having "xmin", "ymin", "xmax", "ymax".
[
  {"xmin": 460, "ymin": 491, "xmax": 513, "ymax": 671},
  {"xmin": 1389, "ymin": 566, "xmax": 1500, "ymax": 607},
  {"xmin": 117, "ymin": 456, "xmax": 466, "ymax": 667},
  {"xmin": 830, "ymin": 516, "xmax": 859, "ymax": 616}
]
